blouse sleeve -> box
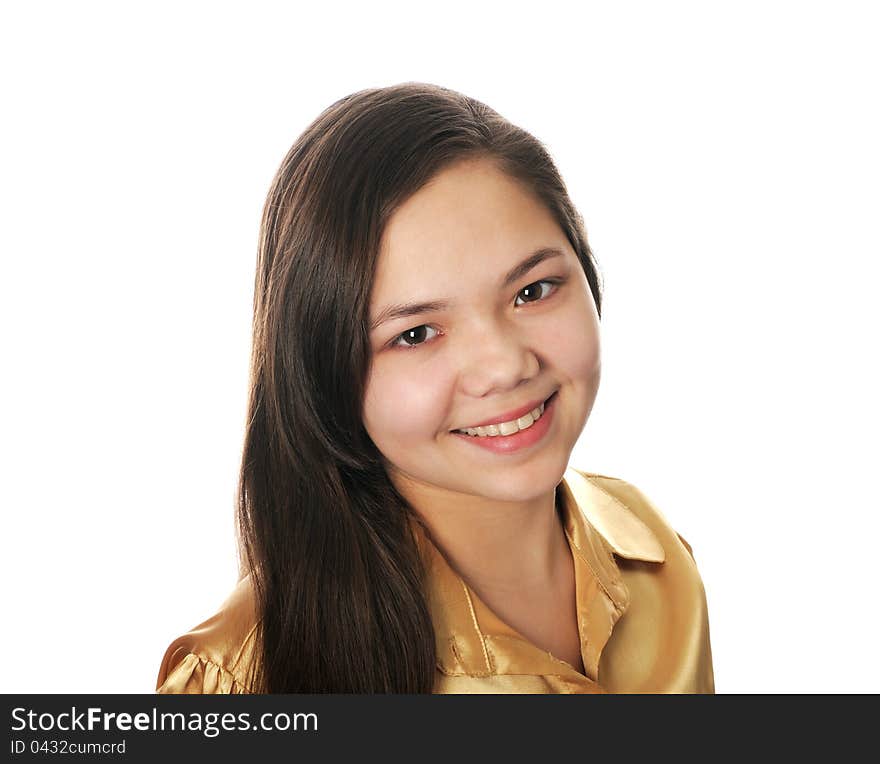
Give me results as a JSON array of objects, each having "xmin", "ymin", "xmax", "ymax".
[{"xmin": 156, "ymin": 645, "xmax": 251, "ymax": 694}]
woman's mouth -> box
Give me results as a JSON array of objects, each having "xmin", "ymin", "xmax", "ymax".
[
  {"xmin": 453, "ymin": 391, "xmax": 555, "ymax": 437},
  {"xmin": 450, "ymin": 390, "xmax": 558, "ymax": 454}
]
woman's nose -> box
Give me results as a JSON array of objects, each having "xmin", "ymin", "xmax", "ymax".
[{"xmin": 455, "ymin": 319, "xmax": 540, "ymax": 396}]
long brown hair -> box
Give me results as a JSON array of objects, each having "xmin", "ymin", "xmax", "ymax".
[{"xmin": 236, "ymin": 82, "xmax": 604, "ymax": 692}]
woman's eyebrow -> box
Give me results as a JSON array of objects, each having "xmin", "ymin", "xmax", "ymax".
[{"xmin": 370, "ymin": 246, "xmax": 565, "ymax": 331}]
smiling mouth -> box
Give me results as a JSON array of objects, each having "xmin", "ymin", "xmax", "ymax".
[{"xmin": 451, "ymin": 390, "xmax": 558, "ymax": 437}]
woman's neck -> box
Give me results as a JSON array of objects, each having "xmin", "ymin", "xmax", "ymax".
[{"xmin": 399, "ymin": 478, "xmax": 570, "ymax": 598}]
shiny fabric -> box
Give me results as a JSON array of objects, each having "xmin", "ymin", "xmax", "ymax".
[{"xmin": 156, "ymin": 467, "xmax": 714, "ymax": 694}]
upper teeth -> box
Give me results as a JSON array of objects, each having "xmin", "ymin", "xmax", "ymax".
[{"xmin": 457, "ymin": 400, "xmax": 546, "ymax": 437}]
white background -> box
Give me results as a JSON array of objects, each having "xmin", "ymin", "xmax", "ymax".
[{"xmin": 2, "ymin": 1, "xmax": 877, "ymax": 693}]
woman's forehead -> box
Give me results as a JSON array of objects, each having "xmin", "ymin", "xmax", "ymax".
[{"xmin": 374, "ymin": 162, "xmax": 567, "ymax": 287}]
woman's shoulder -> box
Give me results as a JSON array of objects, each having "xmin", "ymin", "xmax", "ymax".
[
  {"xmin": 155, "ymin": 575, "xmax": 260, "ymax": 694},
  {"xmin": 565, "ymin": 467, "xmax": 700, "ymax": 563},
  {"xmin": 567, "ymin": 468, "xmax": 715, "ymax": 693}
]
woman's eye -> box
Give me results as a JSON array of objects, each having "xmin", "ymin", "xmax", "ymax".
[
  {"xmin": 514, "ymin": 278, "xmax": 561, "ymax": 307},
  {"xmin": 390, "ymin": 324, "xmax": 441, "ymax": 349},
  {"xmin": 388, "ymin": 279, "xmax": 565, "ymax": 348}
]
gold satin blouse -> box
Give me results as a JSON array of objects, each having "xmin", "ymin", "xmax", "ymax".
[{"xmin": 156, "ymin": 467, "xmax": 715, "ymax": 694}]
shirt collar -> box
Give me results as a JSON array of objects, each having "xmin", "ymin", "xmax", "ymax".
[{"xmin": 411, "ymin": 466, "xmax": 665, "ymax": 686}]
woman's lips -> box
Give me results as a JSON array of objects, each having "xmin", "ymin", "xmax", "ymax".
[
  {"xmin": 451, "ymin": 390, "xmax": 557, "ymax": 433},
  {"xmin": 450, "ymin": 390, "xmax": 558, "ymax": 454}
]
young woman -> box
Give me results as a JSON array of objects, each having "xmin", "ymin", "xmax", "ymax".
[{"xmin": 156, "ymin": 82, "xmax": 714, "ymax": 694}]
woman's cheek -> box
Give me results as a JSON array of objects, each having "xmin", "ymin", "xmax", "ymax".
[
  {"xmin": 541, "ymin": 293, "xmax": 601, "ymax": 381},
  {"xmin": 364, "ymin": 361, "xmax": 452, "ymax": 445},
  {"xmin": 568, "ymin": 327, "xmax": 601, "ymax": 384}
]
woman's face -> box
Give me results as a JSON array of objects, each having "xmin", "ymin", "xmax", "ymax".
[{"xmin": 363, "ymin": 157, "xmax": 601, "ymax": 507}]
